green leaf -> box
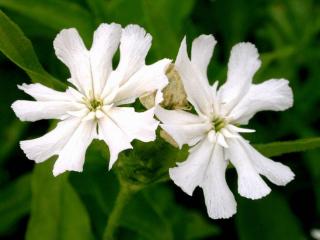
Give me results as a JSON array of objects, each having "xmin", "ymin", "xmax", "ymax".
[
  {"xmin": 103, "ymin": 0, "xmax": 195, "ymax": 59},
  {"xmin": 0, "ymin": 66, "xmax": 28, "ymax": 166},
  {"xmin": 0, "ymin": 10, "xmax": 64, "ymax": 89},
  {"xmin": 0, "ymin": 0, "xmax": 94, "ymax": 42},
  {"xmin": 143, "ymin": 184, "xmax": 219, "ymax": 240},
  {"xmin": 236, "ymin": 192, "xmax": 306, "ymax": 240},
  {"xmin": 0, "ymin": 120, "xmax": 26, "ymax": 165},
  {"xmin": 26, "ymin": 161, "xmax": 94, "ymax": 240},
  {"xmin": 141, "ymin": 0, "xmax": 196, "ymax": 58},
  {"xmin": 0, "ymin": 174, "xmax": 31, "ymax": 235},
  {"xmin": 254, "ymin": 137, "xmax": 320, "ymax": 158},
  {"xmin": 120, "ymin": 191, "xmax": 174, "ymax": 240},
  {"xmin": 85, "ymin": 0, "xmax": 107, "ymax": 23}
]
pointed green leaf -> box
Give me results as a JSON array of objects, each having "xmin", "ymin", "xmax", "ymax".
[
  {"xmin": 0, "ymin": 174, "xmax": 31, "ymax": 235},
  {"xmin": 236, "ymin": 192, "xmax": 306, "ymax": 240},
  {"xmin": 26, "ymin": 161, "xmax": 94, "ymax": 240},
  {"xmin": 0, "ymin": 10, "xmax": 64, "ymax": 89},
  {"xmin": 0, "ymin": 0, "xmax": 94, "ymax": 41},
  {"xmin": 254, "ymin": 137, "xmax": 320, "ymax": 158}
]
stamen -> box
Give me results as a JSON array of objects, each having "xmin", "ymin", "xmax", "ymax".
[
  {"xmin": 212, "ymin": 116, "xmax": 227, "ymax": 132},
  {"xmin": 84, "ymin": 97, "xmax": 103, "ymax": 112}
]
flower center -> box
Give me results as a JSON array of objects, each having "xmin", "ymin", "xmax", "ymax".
[
  {"xmin": 86, "ymin": 98, "xmax": 103, "ymax": 112},
  {"xmin": 212, "ymin": 116, "xmax": 227, "ymax": 132}
]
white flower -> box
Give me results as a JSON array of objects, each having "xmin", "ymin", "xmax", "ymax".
[
  {"xmin": 311, "ymin": 229, "xmax": 320, "ymax": 239},
  {"xmin": 156, "ymin": 35, "xmax": 294, "ymax": 219},
  {"xmin": 12, "ymin": 23, "xmax": 170, "ymax": 176}
]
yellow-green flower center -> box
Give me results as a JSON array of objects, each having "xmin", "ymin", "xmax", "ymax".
[
  {"xmin": 86, "ymin": 98, "xmax": 103, "ymax": 111},
  {"xmin": 212, "ymin": 117, "xmax": 227, "ymax": 132}
]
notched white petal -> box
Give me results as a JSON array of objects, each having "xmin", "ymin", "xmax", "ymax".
[
  {"xmin": 90, "ymin": 23, "xmax": 122, "ymax": 95},
  {"xmin": 169, "ymin": 138, "xmax": 213, "ymax": 196},
  {"xmin": 191, "ymin": 34, "xmax": 217, "ymax": 78},
  {"xmin": 116, "ymin": 24, "xmax": 152, "ymax": 84},
  {"xmin": 160, "ymin": 123, "xmax": 208, "ymax": 149},
  {"xmin": 228, "ymin": 138, "xmax": 271, "ymax": 200},
  {"xmin": 98, "ymin": 115, "xmax": 132, "ymax": 170},
  {"xmin": 53, "ymin": 28, "xmax": 91, "ymax": 95},
  {"xmin": 113, "ymin": 59, "xmax": 171, "ymax": 105},
  {"xmin": 11, "ymin": 100, "xmax": 81, "ymax": 122},
  {"xmin": 156, "ymin": 106, "xmax": 206, "ymax": 125},
  {"xmin": 202, "ymin": 145, "xmax": 237, "ymax": 219},
  {"xmin": 156, "ymin": 107, "xmax": 210, "ymax": 148},
  {"xmin": 175, "ymin": 37, "xmax": 213, "ymax": 116},
  {"xmin": 53, "ymin": 120, "xmax": 96, "ymax": 176},
  {"xmin": 219, "ymin": 42, "xmax": 261, "ymax": 113},
  {"xmin": 106, "ymin": 107, "xmax": 159, "ymax": 143},
  {"xmin": 230, "ymin": 79, "xmax": 294, "ymax": 124},
  {"xmin": 20, "ymin": 118, "xmax": 81, "ymax": 163},
  {"xmin": 240, "ymin": 138, "xmax": 295, "ymax": 186},
  {"xmin": 18, "ymin": 83, "xmax": 71, "ymax": 101}
]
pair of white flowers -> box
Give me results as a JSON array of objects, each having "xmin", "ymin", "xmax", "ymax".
[{"xmin": 12, "ymin": 23, "xmax": 294, "ymax": 219}]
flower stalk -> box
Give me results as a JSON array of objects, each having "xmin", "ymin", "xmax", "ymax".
[{"xmin": 103, "ymin": 180, "xmax": 139, "ymax": 240}]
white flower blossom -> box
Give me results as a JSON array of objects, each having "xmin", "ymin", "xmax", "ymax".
[
  {"xmin": 311, "ymin": 229, "xmax": 320, "ymax": 239},
  {"xmin": 12, "ymin": 23, "xmax": 170, "ymax": 176},
  {"xmin": 156, "ymin": 35, "xmax": 294, "ymax": 219}
]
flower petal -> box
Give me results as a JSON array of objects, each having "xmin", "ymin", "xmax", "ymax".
[
  {"xmin": 175, "ymin": 37, "xmax": 214, "ymax": 116},
  {"xmin": 191, "ymin": 34, "xmax": 217, "ymax": 79},
  {"xmin": 229, "ymin": 79, "xmax": 293, "ymax": 124},
  {"xmin": 169, "ymin": 138, "xmax": 214, "ymax": 196},
  {"xmin": 239, "ymin": 138, "xmax": 295, "ymax": 186},
  {"xmin": 156, "ymin": 106, "xmax": 207, "ymax": 124},
  {"xmin": 217, "ymin": 133, "xmax": 229, "ymax": 148},
  {"xmin": 201, "ymin": 144, "xmax": 237, "ymax": 219},
  {"xmin": 20, "ymin": 118, "xmax": 81, "ymax": 163},
  {"xmin": 98, "ymin": 114, "xmax": 132, "ymax": 170},
  {"xmin": 11, "ymin": 100, "xmax": 82, "ymax": 122},
  {"xmin": 90, "ymin": 23, "xmax": 122, "ymax": 96},
  {"xmin": 112, "ymin": 59, "xmax": 171, "ymax": 105},
  {"xmin": 156, "ymin": 107, "xmax": 211, "ymax": 148},
  {"xmin": 18, "ymin": 83, "xmax": 71, "ymax": 101},
  {"xmin": 106, "ymin": 107, "xmax": 158, "ymax": 142},
  {"xmin": 219, "ymin": 43, "xmax": 261, "ymax": 114},
  {"xmin": 53, "ymin": 120, "xmax": 96, "ymax": 176},
  {"xmin": 227, "ymin": 138, "xmax": 271, "ymax": 199},
  {"xmin": 53, "ymin": 28, "xmax": 91, "ymax": 96},
  {"xmin": 116, "ymin": 24, "xmax": 152, "ymax": 85}
]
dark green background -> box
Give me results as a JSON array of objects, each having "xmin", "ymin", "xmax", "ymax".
[{"xmin": 0, "ymin": 0, "xmax": 319, "ymax": 239}]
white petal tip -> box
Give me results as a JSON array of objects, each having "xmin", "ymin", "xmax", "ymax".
[
  {"xmin": 272, "ymin": 166, "xmax": 295, "ymax": 186},
  {"xmin": 206, "ymin": 195, "xmax": 237, "ymax": 219},
  {"xmin": 108, "ymin": 155, "xmax": 120, "ymax": 170},
  {"xmin": 52, "ymin": 165, "xmax": 83, "ymax": 177},
  {"xmin": 169, "ymin": 167, "xmax": 194, "ymax": 196},
  {"xmin": 11, "ymin": 101, "xmax": 24, "ymax": 121},
  {"xmin": 239, "ymin": 182, "xmax": 271, "ymax": 200},
  {"xmin": 238, "ymin": 172, "xmax": 271, "ymax": 200},
  {"xmin": 20, "ymin": 140, "xmax": 36, "ymax": 162},
  {"xmin": 208, "ymin": 209, "xmax": 237, "ymax": 220}
]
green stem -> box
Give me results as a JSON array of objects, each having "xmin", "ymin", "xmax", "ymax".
[{"xmin": 103, "ymin": 183, "xmax": 136, "ymax": 240}]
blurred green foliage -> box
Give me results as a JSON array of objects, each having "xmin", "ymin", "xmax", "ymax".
[{"xmin": 0, "ymin": 0, "xmax": 319, "ymax": 239}]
